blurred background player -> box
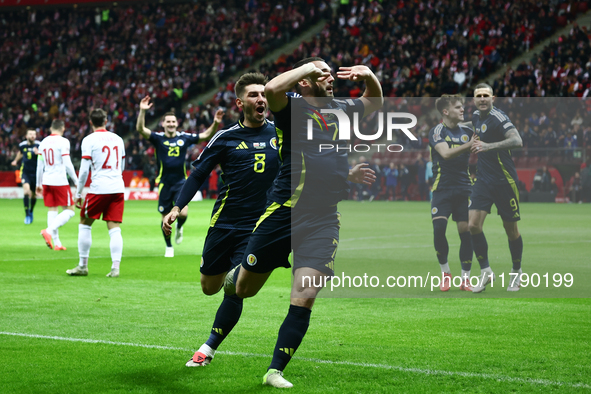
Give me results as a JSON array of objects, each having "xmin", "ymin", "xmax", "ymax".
[
  {"xmin": 162, "ymin": 73, "xmax": 279, "ymax": 368},
  {"xmin": 136, "ymin": 97, "xmax": 224, "ymax": 257},
  {"xmin": 225, "ymin": 58, "xmax": 381, "ymax": 388},
  {"xmin": 11, "ymin": 129, "xmax": 40, "ymax": 224},
  {"xmin": 67, "ymin": 109, "xmax": 126, "ymax": 278},
  {"xmin": 469, "ymin": 83, "xmax": 524, "ymax": 292},
  {"xmin": 37, "ymin": 120, "xmax": 78, "ymax": 251},
  {"xmin": 429, "ymin": 95, "xmax": 474, "ymax": 292}
]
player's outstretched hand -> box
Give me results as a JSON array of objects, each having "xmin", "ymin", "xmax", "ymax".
[
  {"xmin": 337, "ymin": 66, "xmax": 372, "ymax": 82},
  {"xmin": 162, "ymin": 209, "xmax": 179, "ymax": 236},
  {"xmin": 214, "ymin": 108, "xmax": 224, "ymax": 123},
  {"xmin": 139, "ymin": 96, "xmax": 153, "ymax": 111},
  {"xmin": 348, "ymin": 163, "xmax": 376, "ymax": 185},
  {"xmin": 75, "ymin": 197, "xmax": 83, "ymax": 209}
]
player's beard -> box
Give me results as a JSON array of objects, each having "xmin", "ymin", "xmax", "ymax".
[{"xmin": 312, "ymin": 83, "xmax": 333, "ymax": 98}]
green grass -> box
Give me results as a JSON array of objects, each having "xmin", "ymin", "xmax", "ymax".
[{"xmin": 1, "ymin": 199, "xmax": 590, "ymax": 393}]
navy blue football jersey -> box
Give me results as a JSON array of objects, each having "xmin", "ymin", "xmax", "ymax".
[
  {"xmin": 18, "ymin": 140, "xmax": 40, "ymax": 175},
  {"xmin": 149, "ymin": 131, "xmax": 201, "ymax": 186},
  {"xmin": 189, "ymin": 120, "xmax": 279, "ymax": 230},
  {"xmin": 472, "ymin": 107, "xmax": 519, "ymax": 185},
  {"xmin": 270, "ymin": 95, "xmax": 365, "ymax": 208},
  {"xmin": 428, "ymin": 123, "xmax": 473, "ymax": 191}
]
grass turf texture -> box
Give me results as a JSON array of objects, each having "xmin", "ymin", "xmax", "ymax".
[{"xmin": 1, "ymin": 199, "xmax": 590, "ymax": 393}]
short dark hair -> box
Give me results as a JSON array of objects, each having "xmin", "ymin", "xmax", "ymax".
[
  {"xmin": 435, "ymin": 94, "xmax": 464, "ymax": 115},
  {"xmin": 161, "ymin": 111, "xmax": 176, "ymax": 122},
  {"xmin": 51, "ymin": 119, "xmax": 65, "ymax": 131},
  {"xmin": 474, "ymin": 83, "xmax": 494, "ymax": 95},
  {"xmin": 293, "ymin": 57, "xmax": 326, "ymax": 70},
  {"xmin": 293, "ymin": 57, "xmax": 327, "ymax": 93},
  {"xmin": 89, "ymin": 109, "xmax": 107, "ymax": 127},
  {"xmin": 235, "ymin": 72, "xmax": 268, "ymax": 99}
]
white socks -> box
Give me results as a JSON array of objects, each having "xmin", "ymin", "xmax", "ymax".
[
  {"xmin": 78, "ymin": 224, "xmax": 92, "ymax": 267},
  {"xmin": 109, "ymin": 227, "xmax": 122, "ymax": 269},
  {"xmin": 48, "ymin": 209, "xmax": 75, "ymax": 247},
  {"xmin": 77, "ymin": 225, "xmax": 122, "ymax": 270},
  {"xmin": 440, "ymin": 262, "xmax": 451, "ymax": 274},
  {"xmin": 47, "ymin": 211, "xmax": 58, "ymax": 228}
]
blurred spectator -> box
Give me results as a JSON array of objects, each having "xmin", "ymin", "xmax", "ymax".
[
  {"xmin": 569, "ymin": 171, "xmax": 582, "ymax": 203},
  {"xmin": 384, "ymin": 161, "xmax": 398, "ymax": 201}
]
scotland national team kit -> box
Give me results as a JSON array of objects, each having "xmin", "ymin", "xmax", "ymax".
[
  {"xmin": 242, "ymin": 94, "xmax": 364, "ymax": 276},
  {"xmin": 149, "ymin": 131, "xmax": 202, "ymax": 214},
  {"xmin": 471, "ymin": 107, "xmax": 521, "ymax": 221},
  {"xmin": 174, "ymin": 120, "xmax": 279, "ymax": 275},
  {"xmin": 428, "ymin": 122, "xmax": 474, "ymax": 221},
  {"xmin": 19, "ymin": 140, "xmax": 40, "ymax": 190}
]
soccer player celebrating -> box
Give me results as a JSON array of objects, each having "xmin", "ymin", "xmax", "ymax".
[
  {"xmin": 225, "ymin": 57, "xmax": 381, "ymax": 388},
  {"xmin": 12, "ymin": 129, "xmax": 40, "ymax": 224},
  {"xmin": 37, "ymin": 120, "xmax": 78, "ymax": 250},
  {"xmin": 66, "ymin": 109, "xmax": 126, "ymax": 277},
  {"xmin": 469, "ymin": 83, "xmax": 524, "ymax": 292},
  {"xmin": 161, "ymin": 73, "xmax": 279, "ymax": 367},
  {"xmin": 136, "ymin": 98, "xmax": 223, "ymax": 257},
  {"xmin": 429, "ymin": 95, "xmax": 474, "ymax": 292}
]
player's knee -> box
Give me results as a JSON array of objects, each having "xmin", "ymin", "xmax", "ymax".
[
  {"xmin": 236, "ymin": 284, "xmax": 258, "ymax": 299},
  {"xmin": 433, "ymin": 219, "xmax": 447, "ymax": 237},
  {"xmin": 201, "ymin": 276, "xmax": 223, "ymax": 296},
  {"xmin": 503, "ymin": 221, "xmax": 520, "ymax": 239},
  {"xmin": 468, "ymin": 221, "xmax": 482, "ymax": 234},
  {"xmin": 292, "ymin": 284, "xmax": 322, "ymax": 300}
]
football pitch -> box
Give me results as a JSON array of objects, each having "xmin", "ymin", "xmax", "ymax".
[{"xmin": 1, "ymin": 199, "xmax": 590, "ymax": 393}]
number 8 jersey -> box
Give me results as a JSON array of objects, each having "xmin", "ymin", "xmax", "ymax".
[{"xmin": 81, "ymin": 128, "xmax": 126, "ymax": 194}]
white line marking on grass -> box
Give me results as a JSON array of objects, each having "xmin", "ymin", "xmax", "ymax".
[{"xmin": 1, "ymin": 331, "xmax": 589, "ymax": 389}]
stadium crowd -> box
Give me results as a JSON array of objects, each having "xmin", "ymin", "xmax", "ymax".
[{"xmin": 0, "ymin": 0, "xmax": 328, "ymax": 168}]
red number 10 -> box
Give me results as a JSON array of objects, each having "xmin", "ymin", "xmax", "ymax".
[{"xmin": 102, "ymin": 146, "xmax": 119, "ymax": 169}]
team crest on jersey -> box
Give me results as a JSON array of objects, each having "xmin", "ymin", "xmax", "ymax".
[
  {"xmin": 200, "ymin": 258, "xmax": 204, "ymax": 268},
  {"xmin": 253, "ymin": 142, "xmax": 266, "ymax": 149},
  {"xmin": 177, "ymin": 140, "xmax": 185, "ymax": 146},
  {"xmin": 481, "ymin": 124, "xmax": 487, "ymax": 133},
  {"xmin": 270, "ymin": 137, "xmax": 277, "ymax": 150},
  {"xmin": 247, "ymin": 254, "xmax": 257, "ymax": 266},
  {"xmin": 461, "ymin": 135, "xmax": 469, "ymax": 143},
  {"xmin": 432, "ymin": 207, "xmax": 438, "ymax": 215},
  {"xmin": 158, "ymin": 206, "xmax": 164, "ymax": 212}
]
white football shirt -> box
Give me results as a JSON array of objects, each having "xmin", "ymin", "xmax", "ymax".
[
  {"xmin": 81, "ymin": 129, "xmax": 126, "ymax": 194},
  {"xmin": 38, "ymin": 134, "xmax": 71, "ymax": 186}
]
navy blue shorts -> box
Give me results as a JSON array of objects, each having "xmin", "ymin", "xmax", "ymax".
[
  {"xmin": 470, "ymin": 179, "xmax": 521, "ymax": 222},
  {"xmin": 21, "ymin": 171, "xmax": 36, "ymax": 190},
  {"xmin": 241, "ymin": 202, "xmax": 340, "ymax": 276},
  {"xmin": 431, "ymin": 188, "xmax": 471, "ymax": 222},
  {"xmin": 157, "ymin": 180, "xmax": 185, "ymax": 214},
  {"xmin": 201, "ymin": 227, "xmax": 251, "ymax": 276}
]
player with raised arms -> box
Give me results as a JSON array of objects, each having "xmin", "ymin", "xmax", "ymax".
[
  {"xmin": 136, "ymin": 99, "xmax": 224, "ymax": 257},
  {"xmin": 224, "ymin": 57, "xmax": 382, "ymax": 388}
]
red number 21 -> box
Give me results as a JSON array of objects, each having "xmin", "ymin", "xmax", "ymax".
[{"xmin": 102, "ymin": 146, "xmax": 119, "ymax": 169}]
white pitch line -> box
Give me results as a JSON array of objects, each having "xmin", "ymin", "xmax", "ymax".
[{"xmin": 1, "ymin": 331, "xmax": 589, "ymax": 389}]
